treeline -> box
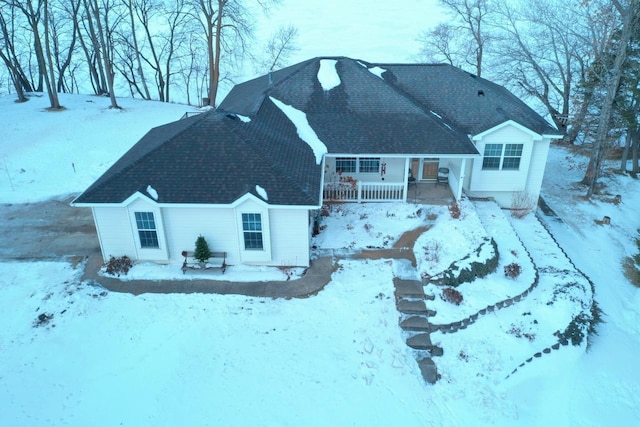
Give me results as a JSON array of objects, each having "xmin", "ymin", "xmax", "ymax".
[
  {"xmin": 418, "ymin": 0, "xmax": 640, "ymax": 193},
  {"xmin": 0, "ymin": 0, "xmax": 296, "ymax": 109}
]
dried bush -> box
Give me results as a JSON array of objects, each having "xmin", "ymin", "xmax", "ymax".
[
  {"xmin": 104, "ymin": 255, "xmax": 133, "ymax": 277},
  {"xmin": 507, "ymin": 324, "xmax": 536, "ymax": 342},
  {"xmin": 510, "ymin": 192, "xmax": 537, "ymax": 218},
  {"xmin": 504, "ymin": 262, "xmax": 522, "ymax": 279},
  {"xmin": 449, "ymin": 201, "xmax": 461, "ymax": 219},
  {"xmin": 441, "ymin": 287, "xmax": 463, "ymax": 305}
]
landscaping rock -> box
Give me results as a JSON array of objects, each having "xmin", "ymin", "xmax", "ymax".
[
  {"xmin": 400, "ymin": 316, "xmax": 431, "ymax": 332},
  {"xmin": 396, "ymin": 299, "xmax": 427, "ymax": 315},
  {"xmin": 418, "ymin": 358, "xmax": 438, "ymax": 384},
  {"xmin": 406, "ymin": 333, "xmax": 432, "ymax": 349},
  {"xmin": 393, "ymin": 279, "xmax": 425, "ymax": 298}
]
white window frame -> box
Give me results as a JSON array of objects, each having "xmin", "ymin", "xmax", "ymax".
[
  {"xmin": 241, "ymin": 213, "xmax": 264, "ymax": 250},
  {"xmin": 482, "ymin": 143, "xmax": 523, "ymax": 171},
  {"xmin": 134, "ymin": 211, "xmax": 159, "ymax": 248}
]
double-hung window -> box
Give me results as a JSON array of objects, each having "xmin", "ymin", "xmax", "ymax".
[
  {"xmin": 135, "ymin": 212, "xmax": 159, "ymax": 248},
  {"xmin": 359, "ymin": 157, "xmax": 380, "ymax": 173},
  {"xmin": 335, "ymin": 157, "xmax": 356, "ymax": 173},
  {"xmin": 482, "ymin": 143, "xmax": 523, "ymax": 170},
  {"xmin": 335, "ymin": 157, "xmax": 381, "ymax": 173},
  {"xmin": 242, "ymin": 213, "xmax": 263, "ymax": 250}
]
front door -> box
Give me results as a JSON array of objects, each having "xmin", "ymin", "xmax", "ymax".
[{"xmin": 422, "ymin": 159, "xmax": 439, "ymax": 180}]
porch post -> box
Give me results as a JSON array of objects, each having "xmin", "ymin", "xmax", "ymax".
[
  {"xmin": 456, "ymin": 158, "xmax": 466, "ymax": 200},
  {"xmin": 403, "ymin": 157, "xmax": 410, "ymax": 202}
]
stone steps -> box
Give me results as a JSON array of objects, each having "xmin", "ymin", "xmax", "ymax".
[{"xmin": 399, "ymin": 316, "xmax": 431, "ymax": 332}]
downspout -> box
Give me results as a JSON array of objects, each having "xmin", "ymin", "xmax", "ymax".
[
  {"xmin": 456, "ymin": 158, "xmax": 466, "ymax": 200},
  {"xmin": 403, "ymin": 157, "xmax": 410, "ymax": 202}
]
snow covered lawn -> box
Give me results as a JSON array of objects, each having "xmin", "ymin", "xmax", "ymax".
[{"xmin": 1, "ymin": 95, "xmax": 639, "ymax": 426}]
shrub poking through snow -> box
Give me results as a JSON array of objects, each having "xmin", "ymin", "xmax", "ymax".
[
  {"xmin": 441, "ymin": 238, "xmax": 499, "ymax": 287},
  {"xmin": 104, "ymin": 255, "xmax": 133, "ymax": 276},
  {"xmin": 441, "ymin": 287, "xmax": 463, "ymax": 305},
  {"xmin": 504, "ymin": 262, "xmax": 522, "ymax": 279},
  {"xmin": 194, "ymin": 235, "xmax": 212, "ymax": 263},
  {"xmin": 449, "ymin": 201, "xmax": 461, "ymax": 219},
  {"xmin": 510, "ymin": 191, "xmax": 536, "ymax": 218},
  {"xmin": 555, "ymin": 312, "xmax": 591, "ymax": 346},
  {"xmin": 507, "ymin": 324, "xmax": 536, "ymax": 342}
]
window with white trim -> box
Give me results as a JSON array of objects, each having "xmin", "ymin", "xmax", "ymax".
[
  {"xmin": 482, "ymin": 143, "xmax": 523, "ymax": 170},
  {"xmin": 134, "ymin": 212, "xmax": 159, "ymax": 248},
  {"xmin": 359, "ymin": 157, "xmax": 380, "ymax": 173},
  {"xmin": 242, "ymin": 213, "xmax": 263, "ymax": 250},
  {"xmin": 335, "ymin": 157, "xmax": 356, "ymax": 173}
]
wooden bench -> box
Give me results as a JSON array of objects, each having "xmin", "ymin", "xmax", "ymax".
[{"xmin": 181, "ymin": 250, "xmax": 227, "ymax": 274}]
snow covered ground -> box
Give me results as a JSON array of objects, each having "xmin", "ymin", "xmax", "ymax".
[{"xmin": 1, "ymin": 94, "xmax": 639, "ymax": 426}]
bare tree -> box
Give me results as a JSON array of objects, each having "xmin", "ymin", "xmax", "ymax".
[
  {"xmin": 492, "ymin": 0, "xmax": 586, "ymax": 140},
  {"xmin": 253, "ymin": 24, "xmax": 298, "ymax": 73},
  {"xmin": 0, "ymin": 5, "xmax": 30, "ymax": 101},
  {"xmin": 192, "ymin": 0, "xmax": 278, "ymax": 107},
  {"xmin": 582, "ymin": 0, "xmax": 640, "ymax": 197},
  {"xmin": 1, "ymin": 0, "xmax": 61, "ymax": 108},
  {"xmin": 418, "ymin": 0, "xmax": 490, "ymax": 76},
  {"xmin": 83, "ymin": 0, "xmax": 124, "ymax": 108}
]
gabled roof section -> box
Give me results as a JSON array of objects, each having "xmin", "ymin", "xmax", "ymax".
[
  {"xmin": 220, "ymin": 57, "xmax": 479, "ymax": 156},
  {"xmin": 375, "ymin": 63, "xmax": 559, "ymax": 136},
  {"xmin": 73, "ymin": 110, "xmax": 322, "ymax": 206}
]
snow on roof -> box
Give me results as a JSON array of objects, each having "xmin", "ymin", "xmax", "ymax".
[
  {"xmin": 317, "ymin": 59, "xmax": 341, "ymax": 91},
  {"xmin": 146, "ymin": 184, "xmax": 158, "ymax": 200},
  {"xmin": 255, "ymin": 184, "xmax": 268, "ymax": 200},
  {"xmin": 368, "ymin": 66, "xmax": 386, "ymax": 79},
  {"xmin": 237, "ymin": 114, "xmax": 251, "ymax": 123},
  {"xmin": 269, "ymin": 96, "xmax": 327, "ymax": 165}
]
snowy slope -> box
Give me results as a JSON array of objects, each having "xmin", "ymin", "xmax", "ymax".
[{"xmin": 0, "ymin": 95, "xmax": 639, "ymax": 426}]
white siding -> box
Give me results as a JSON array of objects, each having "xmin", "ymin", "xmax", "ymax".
[
  {"xmin": 269, "ymin": 209, "xmax": 310, "ymax": 267},
  {"xmin": 525, "ymin": 138, "xmax": 552, "ymax": 200},
  {"xmin": 93, "ymin": 207, "xmax": 137, "ymax": 262},
  {"xmin": 161, "ymin": 206, "xmax": 239, "ymax": 263},
  {"xmin": 464, "ymin": 123, "xmax": 550, "ymax": 207},
  {"xmin": 159, "ymin": 201, "xmax": 310, "ymax": 267},
  {"xmin": 324, "ymin": 156, "xmax": 404, "ymax": 183}
]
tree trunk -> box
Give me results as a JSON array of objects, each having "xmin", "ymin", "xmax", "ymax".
[
  {"xmin": 42, "ymin": 0, "xmax": 61, "ymax": 109},
  {"xmin": 127, "ymin": 3, "xmax": 151, "ymax": 100},
  {"xmin": 582, "ymin": 0, "xmax": 639, "ymax": 197}
]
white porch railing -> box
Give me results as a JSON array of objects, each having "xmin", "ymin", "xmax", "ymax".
[{"xmin": 323, "ymin": 182, "xmax": 405, "ymax": 202}]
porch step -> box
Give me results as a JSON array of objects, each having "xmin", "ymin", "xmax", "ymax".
[
  {"xmin": 393, "ymin": 278, "xmax": 425, "ymax": 299},
  {"xmin": 400, "ymin": 316, "xmax": 431, "ymax": 332}
]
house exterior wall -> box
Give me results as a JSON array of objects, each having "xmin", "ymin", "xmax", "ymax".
[
  {"xmin": 464, "ymin": 124, "xmax": 549, "ymax": 207},
  {"xmin": 324, "ymin": 156, "xmax": 405, "ymax": 183},
  {"xmin": 92, "ymin": 197, "xmax": 311, "ymax": 268},
  {"xmin": 92, "ymin": 207, "xmax": 137, "ymax": 262}
]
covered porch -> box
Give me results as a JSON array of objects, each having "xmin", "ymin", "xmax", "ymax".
[{"xmin": 322, "ymin": 155, "xmax": 469, "ymax": 204}]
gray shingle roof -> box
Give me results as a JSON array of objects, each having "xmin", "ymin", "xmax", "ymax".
[
  {"xmin": 374, "ymin": 62, "xmax": 559, "ymax": 136},
  {"xmin": 73, "ymin": 110, "xmax": 322, "ymax": 205},
  {"xmin": 77, "ymin": 57, "xmax": 557, "ymax": 206}
]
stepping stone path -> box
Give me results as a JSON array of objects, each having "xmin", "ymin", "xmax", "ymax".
[{"xmin": 393, "ymin": 277, "xmax": 441, "ymax": 384}]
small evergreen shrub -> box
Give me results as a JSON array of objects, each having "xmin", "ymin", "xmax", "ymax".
[
  {"xmin": 504, "ymin": 262, "xmax": 522, "ymax": 279},
  {"xmin": 441, "ymin": 287, "xmax": 463, "ymax": 305},
  {"xmin": 104, "ymin": 255, "xmax": 133, "ymax": 277},
  {"xmin": 441, "ymin": 238, "xmax": 499, "ymax": 287},
  {"xmin": 555, "ymin": 313, "xmax": 590, "ymax": 346},
  {"xmin": 194, "ymin": 235, "xmax": 212, "ymax": 263}
]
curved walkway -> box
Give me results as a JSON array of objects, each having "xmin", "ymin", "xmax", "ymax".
[
  {"xmin": 82, "ymin": 253, "xmax": 338, "ymax": 298},
  {"xmin": 82, "ymin": 225, "xmax": 430, "ymax": 298}
]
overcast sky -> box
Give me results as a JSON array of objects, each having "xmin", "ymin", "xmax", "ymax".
[{"xmin": 245, "ymin": 0, "xmax": 446, "ymax": 75}]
